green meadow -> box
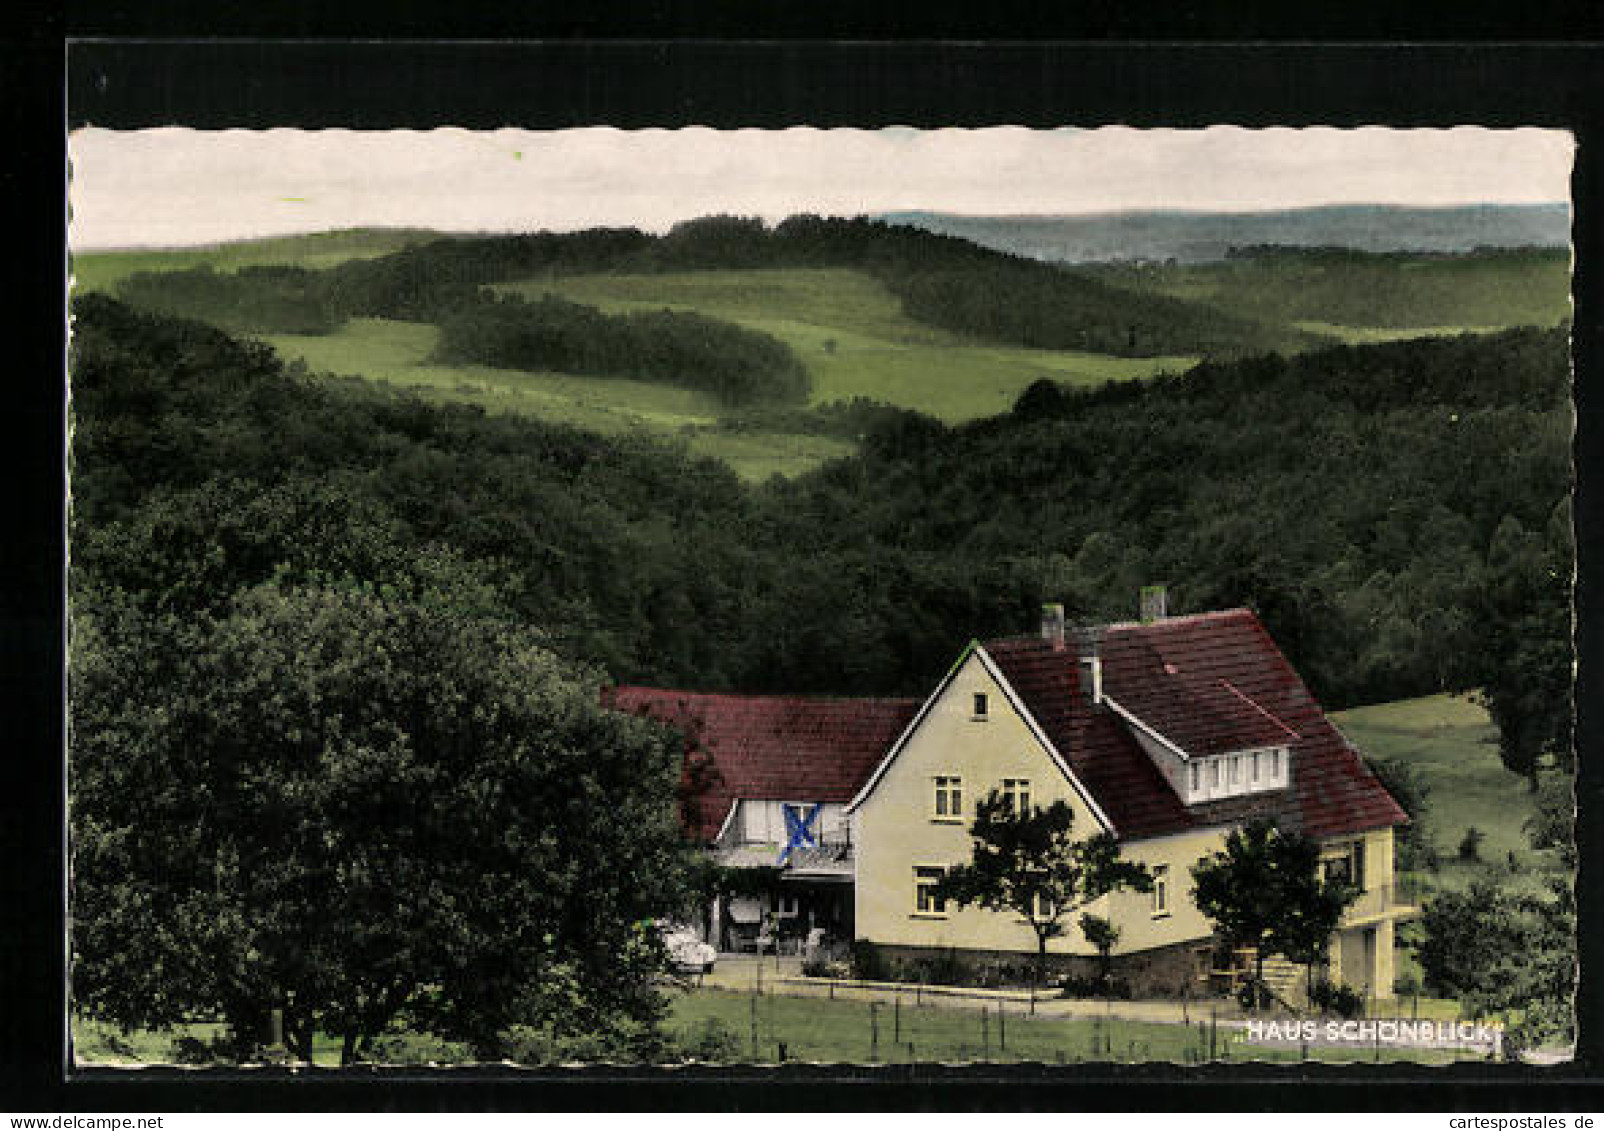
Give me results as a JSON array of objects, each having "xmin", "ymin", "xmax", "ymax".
[
  {"xmin": 1087, "ymin": 249, "xmax": 1570, "ymax": 337},
  {"xmin": 70, "ymin": 228, "xmax": 435, "ymax": 295},
  {"xmin": 264, "ymin": 318, "xmax": 854, "ymax": 481},
  {"xmin": 499, "ymin": 268, "xmax": 1197, "ymax": 421},
  {"xmin": 1331, "ymin": 693, "xmax": 1566, "ymax": 897}
]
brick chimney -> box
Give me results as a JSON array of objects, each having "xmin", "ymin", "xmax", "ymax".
[{"xmin": 1040, "ymin": 603, "xmax": 1066, "ymax": 650}]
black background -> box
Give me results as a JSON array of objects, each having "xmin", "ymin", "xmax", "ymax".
[{"xmin": 5, "ymin": 6, "xmax": 1602, "ymax": 1112}]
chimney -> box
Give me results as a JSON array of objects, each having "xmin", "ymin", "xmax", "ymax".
[
  {"xmin": 1140, "ymin": 584, "xmax": 1168, "ymax": 624},
  {"xmin": 1072, "ymin": 625, "xmax": 1105, "ymax": 705},
  {"xmin": 1041, "ymin": 603, "xmax": 1066, "ymax": 650}
]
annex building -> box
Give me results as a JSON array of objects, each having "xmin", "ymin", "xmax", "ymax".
[{"xmin": 607, "ymin": 595, "xmax": 1414, "ymax": 1001}]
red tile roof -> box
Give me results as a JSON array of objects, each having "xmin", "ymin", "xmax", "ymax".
[
  {"xmin": 986, "ymin": 609, "xmax": 1407, "ymax": 840},
  {"xmin": 607, "ymin": 607, "xmax": 1406, "ymax": 846},
  {"xmin": 604, "ymin": 688, "xmax": 921, "ymax": 843}
]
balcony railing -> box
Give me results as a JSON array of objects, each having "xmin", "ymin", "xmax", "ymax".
[{"xmin": 1342, "ymin": 879, "xmax": 1423, "ymax": 923}]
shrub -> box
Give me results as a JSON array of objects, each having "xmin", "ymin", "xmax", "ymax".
[
  {"xmin": 851, "ymin": 940, "xmax": 891, "ymax": 982},
  {"xmin": 1060, "ymin": 974, "xmax": 1132, "ymax": 1000},
  {"xmin": 909, "ymin": 948, "xmax": 968, "ymax": 986},
  {"xmin": 1309, "ymin": 981, "xmax": 1366, "ymax": 1018}
]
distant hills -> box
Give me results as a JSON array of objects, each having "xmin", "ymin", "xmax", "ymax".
[{"xmin": 876, "ymin": 204, "xmax": 1571, "ymax": 264}]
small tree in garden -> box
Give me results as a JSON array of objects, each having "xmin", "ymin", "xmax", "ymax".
[
  {"xmin": 1079, "ymin": 913, "xmax": 1120, "ymax": 995},
  {"xmin": 935, "ymin": 793, "xmax": 1151, "ymax": 1003},
  {"xmin": 1191, "ymin": 818, "xmax": 1356, "ymax": 1009}
]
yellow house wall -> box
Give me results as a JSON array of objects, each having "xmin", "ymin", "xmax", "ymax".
[{"xmin": 853, "ymin": 648, "xmax": 1225, "ymax": 957}]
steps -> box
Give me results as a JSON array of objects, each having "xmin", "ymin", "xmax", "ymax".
[{"xmin": 1260, "ymin": 956, "xmax": 1308, "ymax": 1009}]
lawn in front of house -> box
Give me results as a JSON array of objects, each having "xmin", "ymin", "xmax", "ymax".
[{"xmin": 664, "ymin": 987, "xmax": 1473, "ymax": 1065}]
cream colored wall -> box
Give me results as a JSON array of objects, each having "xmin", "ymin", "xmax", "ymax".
[
  {"xmin": 853, "ymin": 648, "xmax": 1223, "ymax": 956},
  {"xmin": 1099, "ymin": 827, "xmax": 1229, "ymax": 954}
]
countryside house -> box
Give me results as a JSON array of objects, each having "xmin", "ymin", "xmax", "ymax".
[{"xmin": 607, "ymin": 597, "xmax": 1414, "ymax": 999}]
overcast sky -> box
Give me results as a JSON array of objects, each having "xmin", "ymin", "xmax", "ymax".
[{"xmin": 67, "ymin": 126, "xmax": 1574, "ymax": 251}]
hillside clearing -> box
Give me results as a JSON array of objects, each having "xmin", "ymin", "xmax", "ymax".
[
  {"xmin": 70, "ymin": 229, "xmax": 436, "ymax": 296},
  {"xmin": 1331, "ymin": 693, "xmax": 1566, "ymax": 895},
  {"xmin": 264, "ymin": 318, "xmax": 852, "ymax": 480},
  {"xmin": 499, "ymin": 268, "xmax": 1195, "ymax": 421}
]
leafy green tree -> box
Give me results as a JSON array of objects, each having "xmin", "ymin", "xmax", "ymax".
[
  {"xmin": 1077, "ymin": 912, "xmax": 1120, "ymax": 995},
  {"xmin": 935, "ymin": 793, "xmax": 1151, "ymax": 1001},
  {"xmin": 71, "ymin": 578, "xmax": 696, "ymax": 1064},
  {"xmin": 1191, "ymin": 818, "xmax": 1356, "ymax": 1009}
]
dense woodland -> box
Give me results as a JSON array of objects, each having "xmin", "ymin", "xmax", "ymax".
[
  {"xmin": 72, "ymin": 295, "xmax": 1572, "ymax": 786},
  {"xmin": 432, "ymin": 292, "xmax": 811, "ymax": 406}
]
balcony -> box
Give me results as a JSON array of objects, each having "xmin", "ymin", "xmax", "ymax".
[{"xmin": 1342, "ymin": 879, "xmax": 1422, "ymax": 926}]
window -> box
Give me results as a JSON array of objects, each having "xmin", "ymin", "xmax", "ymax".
[
  {"xmin": 972, "ymin": 692, "xmax": 989, "ymax": 719},
  {"xmin": 1189, "ymin": 762, "xmax": 1200, "ymax": 793},
  {"xmin": 933, "ymin": 776, "xmax": 963, "ymax": 820},
  {"xmin": 1210, "ymin": 760, "xmax": 1221, "ymax": 787},
  {"xmin": 1251, "ymin": 751, "xmax": 1260, "ymax": 783},
  {"xmin": 1270, "ymin": 748, "xmax": 1282, "ymax": 780},
  {"xmin": 777, "ymin": 894, "xmax": 799, "ymax": 917},
  {"xmin": 1321, "ymin": 840, "xmax": 1367, "ymax": 889},
  {"xmin": 914, "ymin": 866, "xmax": 947, "ymax": 915},
  {"xmin": 1229, "ymin": 755, "xmax": 1241, "ymax": 784},
  {"xmin": 1001, "ymin": 778, "xmax": 1032, "ymax": 814},
  {"xmin": 1152, "ymin": 864, "xmax": 1170, "ymax": 917}
]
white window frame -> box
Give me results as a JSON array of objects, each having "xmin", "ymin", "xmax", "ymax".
[
  {"xmin": 1152, "ymin": 864, "xmax": 1171, "ymax": 918},
  {"xmin": 1001, "ymin": 777, "xmax": 1032, "ymax": 814},
  {"xmin": 932, "ymin": 775, "xmax": 964, "ymax": 822},
  {"xmin": 913, "ymin": 865, "xmax": 948, "ymax": 917}
]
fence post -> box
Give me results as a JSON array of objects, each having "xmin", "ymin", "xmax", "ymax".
[
  {"xmin": 894, "ymin": 994, "xmax": 901, "ymax": 1044},
  {"xmin": 982, "ymin": 1005, "xmax": 990, "ymax": 1059},
  {"xmin": 869, "ymin": 1001, "xmax": 879, "ymax": 1060},
  {"xmin": 998, "ymin": 1002, "xmax": 1006, "ymax": 1052}
]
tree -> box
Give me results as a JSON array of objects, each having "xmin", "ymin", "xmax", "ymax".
[
  {"xmin": 71, "ymin": 577, "xmax": 697, "ymax": 1064},
  {"xmin": 1264, "ymin": 832, "xmax": 1360, "ymax": 1002},
  {"xmin": 1078, "ymin": 913, "xmax": 1120, "ymax": 995},
  {"xmin": 1190, "ymin": 818, "xmax": 1356, "ymax": 1009},
  {"xmin": 935, "ymin": 793, "xmax": 1151, "ymax": 1002}
]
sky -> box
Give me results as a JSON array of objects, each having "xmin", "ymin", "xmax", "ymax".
[{"xmin": 67, "ymin": 126, "xmax": 1574, "ymax": 251}]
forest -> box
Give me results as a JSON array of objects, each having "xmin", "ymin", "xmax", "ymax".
[
  {"xmin": 431, "ymin": 291, "xmax": 811, "ymax": 406},
  {"xmin": 71, "ymin": 294, "xmax": 1572, "ymax": 787}
]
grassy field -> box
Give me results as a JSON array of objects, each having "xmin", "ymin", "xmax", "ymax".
[
  {"xmin": 70, "ymin": 228, "xmax": 436, "ymax": 295},
  {"xmin": 1291, "ymin": 322, "xmax": 1513, "ymax": 345},
  {"xmin": 1330, "ymin": 693, "xmax": 1571, "ymax": 998},
  {"xmin": 1087, "ymin": 250, "xmax": 1570, "ymax": 334},
  {"xmin": 264, "ymin": 318, "xmax": 854, "ymax": 481},
  {"xmin": 71, "ymin": 989, "xmax": 1474, "ymax": 1068},
  {"xmin": 664, "ymin": 988, "xmax": 1469, "ymax": 1065},
  {"xmin": 499, "ymin": 268, "xmax": 1197, "ymax": 421},
  {"xmin": 1330, "ymin": 692, "xmax": 1562, "ymax": 886}
]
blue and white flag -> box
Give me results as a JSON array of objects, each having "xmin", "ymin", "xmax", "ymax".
[{"xmin": 778, "ymin": 803, "xmax": 822, "ymax": 866}]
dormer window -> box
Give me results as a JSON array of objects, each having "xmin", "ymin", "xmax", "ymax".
[{"xmin": 1181, "ymin": 746, "xmax": 1289, "ymax": 804}]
